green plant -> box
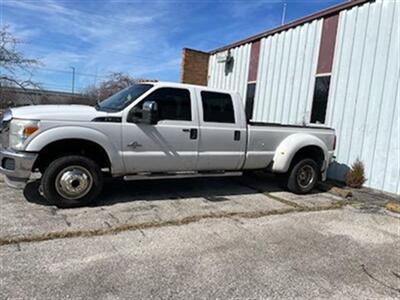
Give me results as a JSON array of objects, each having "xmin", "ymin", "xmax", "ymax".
[{"xmin": 345, "ymin": 159, "xmax": 367, "ymax": 188}]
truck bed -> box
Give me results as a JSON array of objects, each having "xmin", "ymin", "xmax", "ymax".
[{"xmin": 243, "ymin": 122, "xmax": 335, "ymax": 170}]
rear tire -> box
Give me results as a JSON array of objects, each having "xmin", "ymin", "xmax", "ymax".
[
  {"xmin": 285, "ymin": 158, "xmax": 319, "ymax": 194},
  {"xmin": 41, "ymin": 155, "xmax": 103, "ymax": 208}
]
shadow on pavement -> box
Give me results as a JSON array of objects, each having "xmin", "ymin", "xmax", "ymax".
[{"xmin": 22, "ymin": 172, "xmax": 324, "ymax": 207}]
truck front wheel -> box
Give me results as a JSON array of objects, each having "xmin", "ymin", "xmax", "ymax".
[
  {"xmin": 286, "ymin": 158, "xmax": 319, "ymax": 194},
  {"xmin": 41, "ymin": 155, "xmax": 103, "ymax": 208}
]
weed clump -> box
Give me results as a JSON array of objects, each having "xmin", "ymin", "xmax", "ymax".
[{"xmin": 345, "ymin": 159, "xmax": 367, "ymax": 188}]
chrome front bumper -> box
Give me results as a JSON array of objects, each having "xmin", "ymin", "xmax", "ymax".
[{"xmin": 0, "ymin": 148, "xmax": 38, "ymax": 189}]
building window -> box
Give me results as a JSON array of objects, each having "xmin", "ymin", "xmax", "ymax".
[
  {"xmin": 201, "ymin": 91, "xmax": 235, "ymax": 123},
  {"xmin": 245, "ymin": 83, "xmax": 256, "ymax": 121},
  {"xmin": 311, "ymin": 76, "xmax": 331, "ymax": 124}
]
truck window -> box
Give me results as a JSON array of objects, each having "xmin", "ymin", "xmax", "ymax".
[
  {"xmin": 140, "ymin": 88, "xmax": 192, "ymax": 121},
  {"xmin": 97, "ymin": 84, "xmax": 153, "ymax": 112},
  {"xmin": 201, "ymin": 91, "xmax": 235, "ymax": 123}
]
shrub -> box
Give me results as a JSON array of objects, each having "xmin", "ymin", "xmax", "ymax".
[{"xmin": 345, "ymin": 159, "xmax": 367, "ymax": 188}]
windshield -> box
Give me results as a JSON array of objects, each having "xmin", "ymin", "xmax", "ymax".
[{"xmin": 96, "ymin": 84, "xmax": 153, "ymax": 112}]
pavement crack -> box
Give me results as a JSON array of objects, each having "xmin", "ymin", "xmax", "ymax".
[
  {"xmin": 361, "ymin": 264, "xmax": 400, "ymax": 293},
  {"xmin": 264, "ymin": 192, "xmax": 305, "ymax": 209},
  {"xmin": 392, "ymin": 271, "xmax": 400, "ymax": 280},
  {"xmin": 59, "ymin": 214, "xmax": 71, "ymax": 227},
  {"xmin": 104, "ymin": 221, "xmax": 112, "ymax": 228},
  {"xmin": 232, "ymin": 178, "xmax": 304, "ymax": 209},
  {"xmin": 230, "ymin": 218, "xmax": 258, "ymax": 240},
  {"xmin": 108, "ymin": 213, "xmax": 120, "ymax": 223}
]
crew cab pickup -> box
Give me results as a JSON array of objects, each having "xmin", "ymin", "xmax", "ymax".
[{"xmin": 0, "ymin": 82, "xmax": 336, "ymax": 207}]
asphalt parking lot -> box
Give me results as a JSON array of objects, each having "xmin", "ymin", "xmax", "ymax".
[
  {"xmin": 0, "ymin": 173, "xmax": 399, "ymax": 299},
  {"xmin": 0, "ymin": 173, "xmax": 345, "ymax": 244}
]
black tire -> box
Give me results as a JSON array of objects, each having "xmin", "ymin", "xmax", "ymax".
[
  {"xmin": 285, "ymin": 158, "xmax": 319, "ymax": 194},
  {"xmin": 41, "ymin": 155, "xmax": 103, "ymax": 208}
]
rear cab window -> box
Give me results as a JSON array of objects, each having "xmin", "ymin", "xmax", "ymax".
[{"xmin": 200, "ymin": 91, "xmax": 235, "ymax": 124}]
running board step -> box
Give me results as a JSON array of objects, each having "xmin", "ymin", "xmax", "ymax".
[{"xmin": 123, "ymin": 171, "xmax": 242, "ymax": 181}]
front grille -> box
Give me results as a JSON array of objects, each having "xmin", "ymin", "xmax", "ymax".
[{"xmin": 0, "ymin": 128, "xmax": 9, "ymax": 148}]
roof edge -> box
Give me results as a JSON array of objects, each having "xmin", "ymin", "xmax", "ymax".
[
  {"xmin": 210, "ymin": 0, "xmax": 371, "ymax": 54},
  {"xmin": 183, "ymin": 48, "xmax": 210, "ymax": 55}
]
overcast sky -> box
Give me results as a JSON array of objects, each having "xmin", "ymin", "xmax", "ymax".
[{"xmin": 1, "ymin": 0, "xmax": 343, "ymax": 92}]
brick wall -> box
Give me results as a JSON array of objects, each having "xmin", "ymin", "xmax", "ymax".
[{"xmin": 180, "ymin": 48, "xmax": 209, "ymax": 86}]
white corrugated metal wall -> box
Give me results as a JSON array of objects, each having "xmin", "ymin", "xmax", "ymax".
[
  {"xmin": 252, "ymin": 19, "xmax": 323, "ymax": 124},
  {"xmin": 208, "ymin": 44, "xmax": 251, "ymax": 103},
  {"xmin": 326, "ymin": 0, "xmax": 400, "ymax": 194},
  {"xmin": 206, "ymin": 0, "xmax": 399, "ymax": 194}
]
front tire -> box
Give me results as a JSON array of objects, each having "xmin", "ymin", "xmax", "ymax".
[
  {"xmin": 285, "ymin": 158, "xmax": 319, "ymax": 194},
  {"xmin": 41, "ymin": 155, "xmax": 103, "ymax": 208}
]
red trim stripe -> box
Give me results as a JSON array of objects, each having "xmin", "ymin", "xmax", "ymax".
[
  {"xmin": 248, "ymin": 41, "xmax": 261, "ymax": 82},
  {"xmin": 317, "ymin": 14, "xmax": 339, "ymax": 74}
]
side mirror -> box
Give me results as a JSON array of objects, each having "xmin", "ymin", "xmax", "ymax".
[
  {"xmin": 128, "ymin": 100, "xmax": 159, "ymax": 125},
  {"xmin": 142, "ymin": 100, "xmax": 159, "ymax": 124}
]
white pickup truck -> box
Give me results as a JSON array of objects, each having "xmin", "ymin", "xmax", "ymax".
[{"xmin": 0, "ymin": 82, "xmax": 336, "ymax": 207}]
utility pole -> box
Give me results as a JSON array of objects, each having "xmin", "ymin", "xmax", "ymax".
[
  {"xmin": 281, "ymin": 0, "xmax": 287, "ymax": 25},
  {"xmin": 70, "ymin": 66, "xmax": 75, "ymax": 94}
]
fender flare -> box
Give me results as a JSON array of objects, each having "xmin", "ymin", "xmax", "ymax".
[
  {"xmin": 25, "ymin": 126, "xmax": 124, "ymax": 174},
  {"xmin": 271, "ymin": 133, "xmax": 329, "ymax": 173}
]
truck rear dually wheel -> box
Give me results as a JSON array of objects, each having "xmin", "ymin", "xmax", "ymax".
[
  {"xmin": 285, "ymin": 158, "xmax": 319, "ymax": 194},
  {"xmin": 41, "ymin": 155, "xmax": 103, "ymax": 208}
]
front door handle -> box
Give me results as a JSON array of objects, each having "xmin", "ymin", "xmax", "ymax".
[
  {"xmin": 128, "ymin": 141, "xmax": 142, "ymax": 149},
  {"xmin": 182, "ymin": 128, "xmax": 198, "ymax": 139}
]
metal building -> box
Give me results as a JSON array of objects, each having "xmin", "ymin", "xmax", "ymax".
[{"xmin": 183, "ymin": 0, "xmax": 399, "ymax": 194}]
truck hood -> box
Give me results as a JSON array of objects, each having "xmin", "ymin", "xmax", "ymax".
[{"xmin": 10, "ymin": 105, "xmax": 104, "ymax": 122}]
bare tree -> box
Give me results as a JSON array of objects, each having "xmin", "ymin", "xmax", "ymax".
[
  {"xmin": 0, "ymin": 25, "xmax": 42, "ymax": 107},
  {"xmin": 84, "ymin": 72, "xmax": 140, "ymax": 103},
  {"xmin": 0, "ymin": 25, "xmax": 41, "ymax": 89}
]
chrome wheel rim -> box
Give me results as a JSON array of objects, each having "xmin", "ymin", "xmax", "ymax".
[
  {"xmin": 55, "ymin": 165, "xmax": 93, "ymax": 200},
  {"xmin": 296, "ymin": 165, "xmax": 315, "ymax": 189}
]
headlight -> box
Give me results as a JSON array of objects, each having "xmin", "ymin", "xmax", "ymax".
[{"xmin": 9, "ymin": 119, "xmax": 39, "ymax": 150}]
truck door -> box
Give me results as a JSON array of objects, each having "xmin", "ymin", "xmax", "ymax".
[
  {"xmin": 122, "ymin": 87, "xmax": 199, "ymax": 173},
  {"xmin": 197, "ymin": 91, "xmax": 247, "ymax": 170}
]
